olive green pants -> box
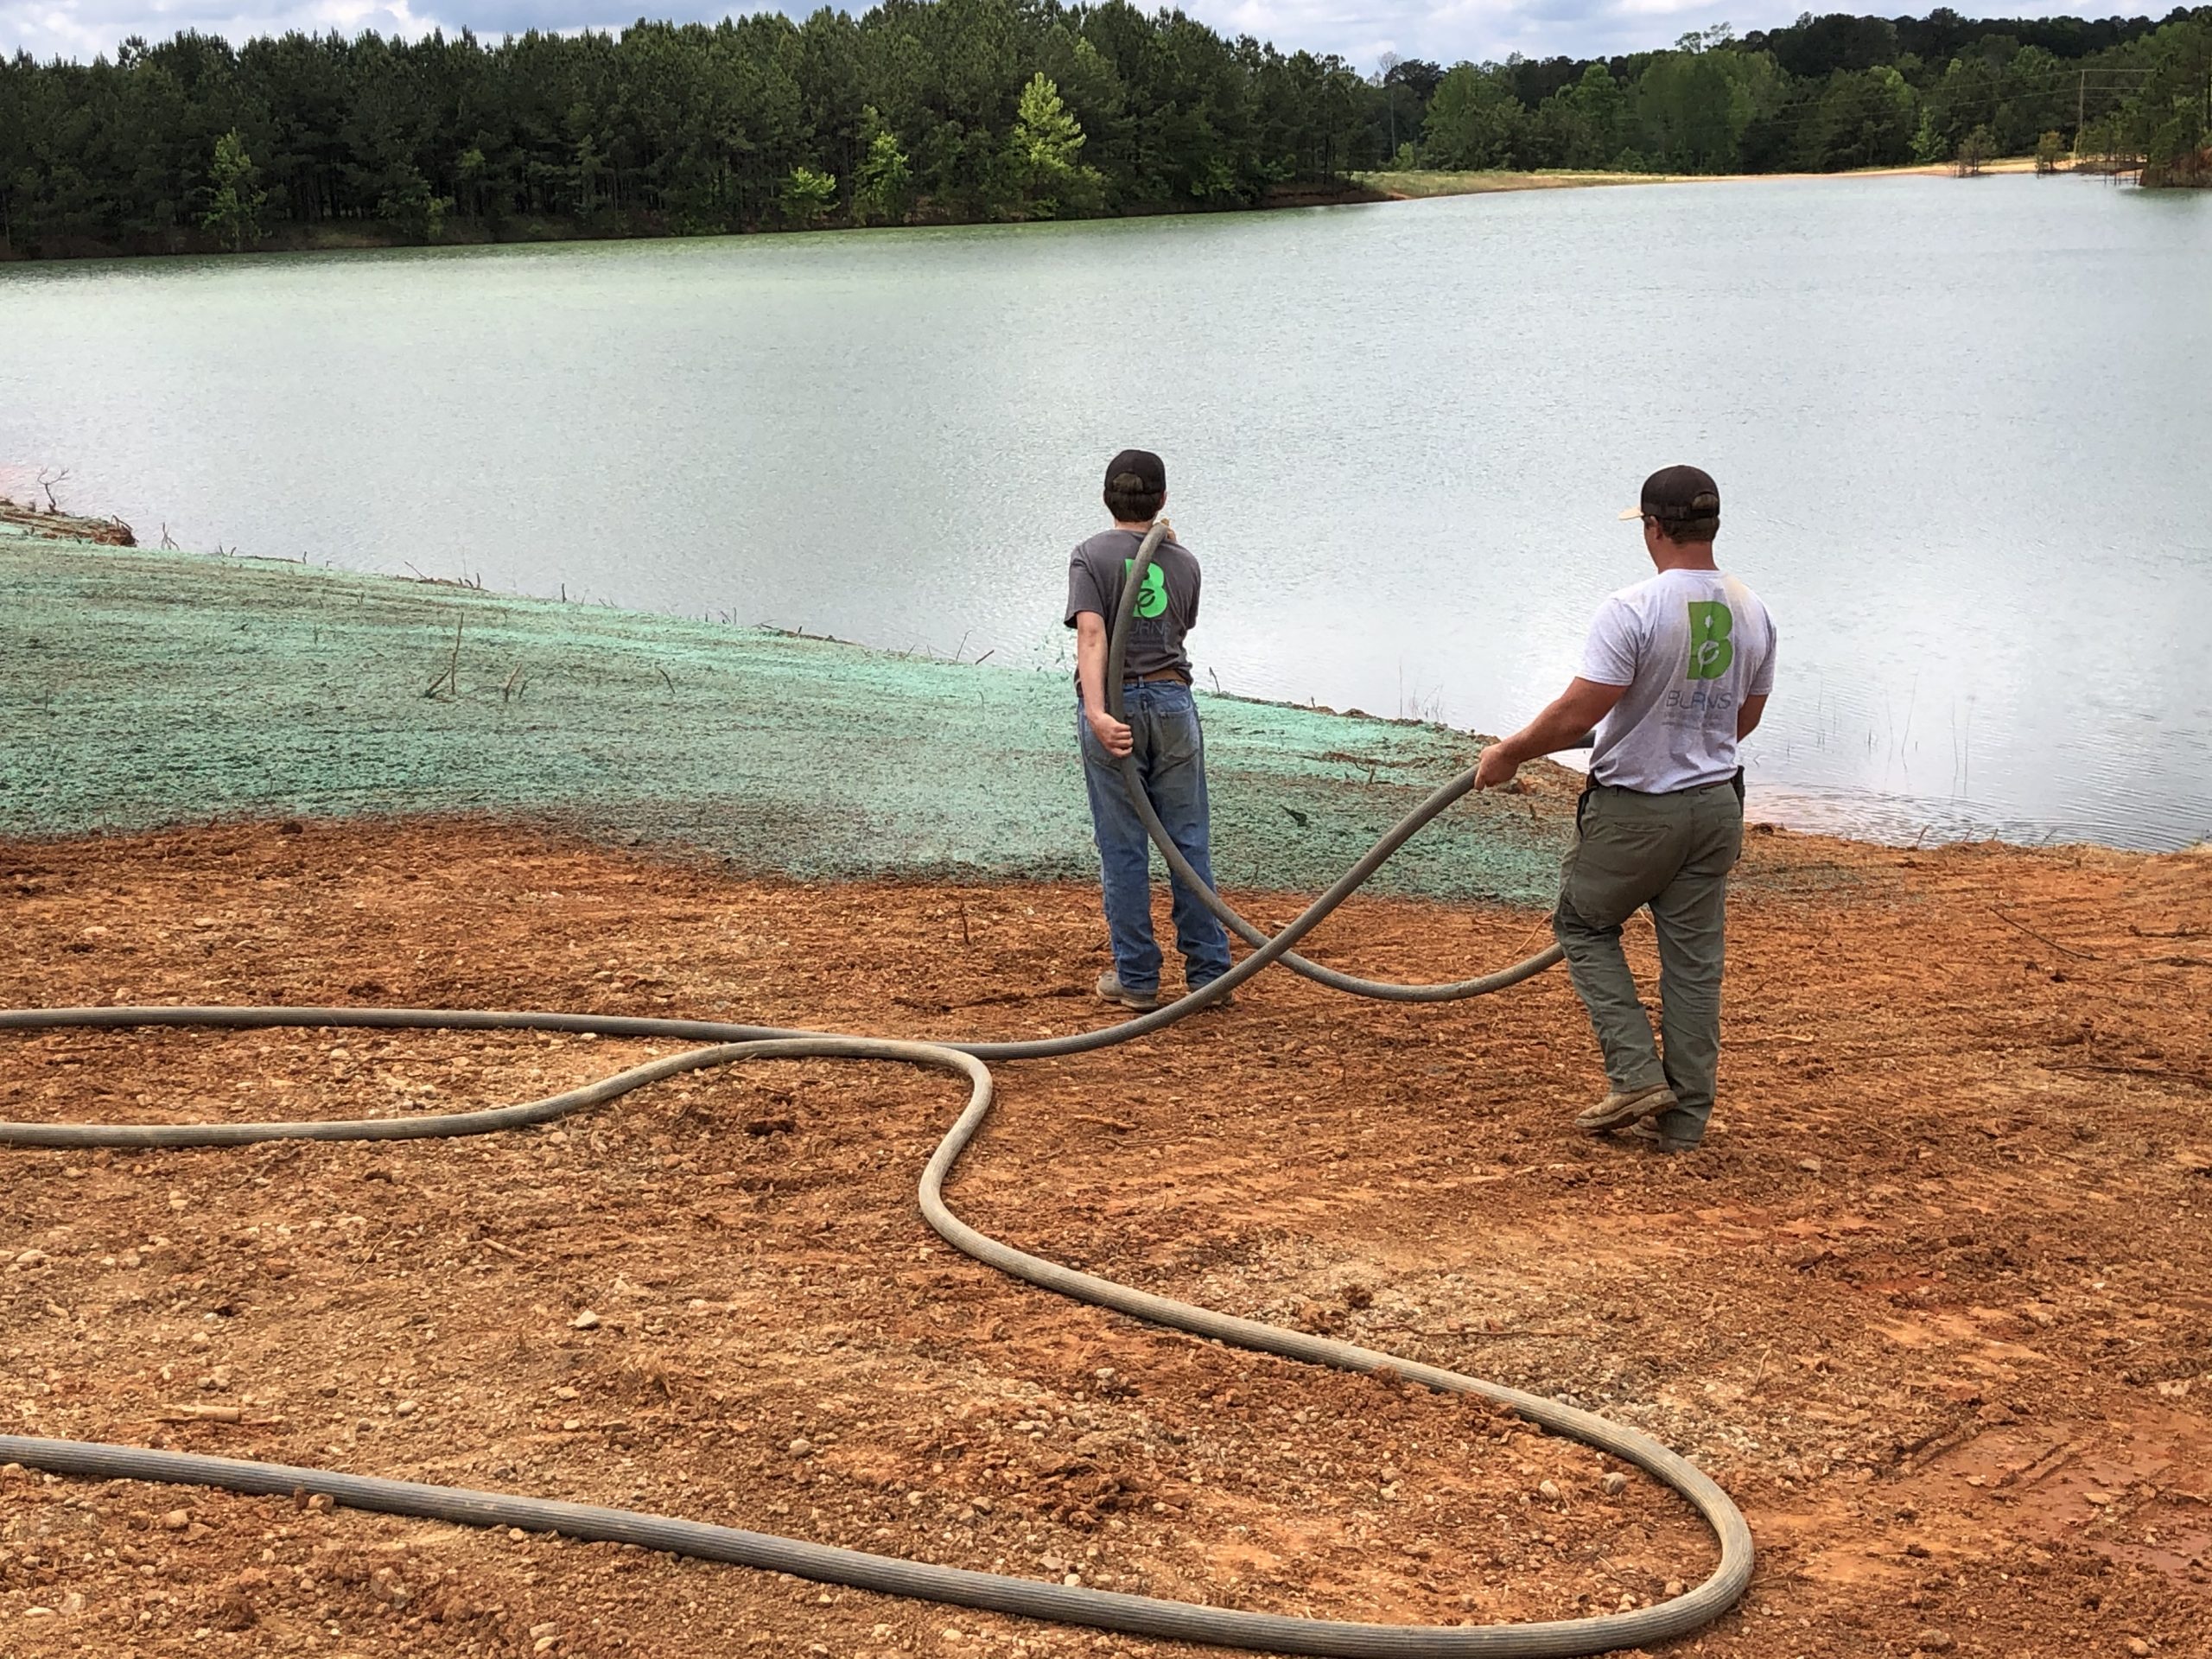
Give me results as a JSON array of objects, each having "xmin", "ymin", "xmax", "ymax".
[{"xmin": 1552, "ymin": 778, "xmax": 1745, "ymax": 1145}]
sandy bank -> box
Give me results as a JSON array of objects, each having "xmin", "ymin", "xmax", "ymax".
[{"xmin": 1356, "ymin": 157, "xmax": 2044, "ymax": 200}]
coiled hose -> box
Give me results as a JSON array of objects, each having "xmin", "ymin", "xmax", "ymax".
[{"xmin": 0, "ymin": 526, "xmax": 1751, "ymax": 1654}]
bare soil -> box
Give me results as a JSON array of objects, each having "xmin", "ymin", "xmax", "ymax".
[{"xmin": 3, "ymin": 818, "xmax": 2208, "ymax": 1659}]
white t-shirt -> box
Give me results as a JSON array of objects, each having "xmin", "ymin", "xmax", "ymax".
[{"xmin": 1578, "ymin": 567, "xmax": 1777, "ymax": 793}]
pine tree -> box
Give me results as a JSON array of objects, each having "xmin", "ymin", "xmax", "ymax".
[
  {"xmin": 1001, "ymin": 73, "xmax": 1101, "ymax": 219},
  {"xmin": 199, "ymin": 130, "xmax": 266, "ymax": 251}
]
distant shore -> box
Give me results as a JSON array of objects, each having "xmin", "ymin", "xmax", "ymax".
[{"xmin": 1353, "ymin": 157, "xmax": 2046, "ymax": 200}]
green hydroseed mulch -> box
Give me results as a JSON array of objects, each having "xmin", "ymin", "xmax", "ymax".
[{"xmin": 0, "ymin": 538, "xmax": 1567, "ymax": 904}]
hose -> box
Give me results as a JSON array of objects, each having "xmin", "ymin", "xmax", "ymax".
[
  {"xmin": 1102, "ymin": 521, "xmax": 1565, "ymax": 1004},
  {"xmin": 0, "ymin": 543, "xmax": 1753, "ymax": 1654}
]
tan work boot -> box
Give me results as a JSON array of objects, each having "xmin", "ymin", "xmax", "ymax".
[
  {"xmin": 1095, "ymin": 971, "xmax": 1159, "ymax": 1012},
  {"xmin": 1573, "ymin": 1083, "xmax": 1676, "ymax": 1135}
]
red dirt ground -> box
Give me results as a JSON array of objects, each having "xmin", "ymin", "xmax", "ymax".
[{"xmin": 2, "ymin": 817, "xmax": 2208, "ymax": 1659}]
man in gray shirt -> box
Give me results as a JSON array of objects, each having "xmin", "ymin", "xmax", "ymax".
[
  {"xmin": 1474, "ymin": 466, "xmax": 1777, "ymax": 1152},
  {"xmin": 1065, "ymin": 449, "xmax": 1234, "ymax": 1011}
]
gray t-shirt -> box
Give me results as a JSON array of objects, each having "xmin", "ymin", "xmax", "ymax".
[
  {"xmin": 1064, "ymin": 528, "xmax": 1202, "ymax": 683},
  {"xmin": 1579, "ymin": 567, "xmax": 1777, "ymax": 792}
]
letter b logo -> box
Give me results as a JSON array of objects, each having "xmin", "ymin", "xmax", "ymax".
[{"xmin": 1687, "ymin": 602, "xmax": 1734, "ymax": 681}]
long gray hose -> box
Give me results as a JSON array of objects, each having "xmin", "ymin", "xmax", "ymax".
[{"xmin": 0, "ymin": 551, "xmax": 1752, "ymax": 1653}]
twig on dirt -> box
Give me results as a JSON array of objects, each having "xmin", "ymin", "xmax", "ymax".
[
  {"xmin": 157, "ymin": 1404, "xmax": 244, "ymax": 1424},
  {"xmin": 1751, "ymin": 1347, "xmax": 1771, "ymax": 1393},
  {"xmin": 480, "ymin": 1237, "xmax": 536, "ymax": 1262},
  {"xmin": 1073, "ymin": 1114, "xmax": 1136, "ymax": 1133},
  {"xmin": 1986, "ymin": 906, "xmax": 2100, "ymax": 960}
]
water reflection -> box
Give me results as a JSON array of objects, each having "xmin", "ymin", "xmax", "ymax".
[{"xmin": 2, "ymin": 174, "xmax": 2206, "ymax": 849}]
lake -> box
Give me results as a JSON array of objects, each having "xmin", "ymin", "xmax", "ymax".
[{"xmin": 3, "ymin": 174, "xmax": 2208, "ymax": 851}]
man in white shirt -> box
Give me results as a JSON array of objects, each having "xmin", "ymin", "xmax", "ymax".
[{"xmin": 1473, "ymin": 467, "xmax": 1777, "ymax": 1152}]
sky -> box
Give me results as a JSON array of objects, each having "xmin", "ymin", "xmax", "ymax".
[{"xmin": 0, "ymin": 0, "xmax": 2137, "ymax": 78}]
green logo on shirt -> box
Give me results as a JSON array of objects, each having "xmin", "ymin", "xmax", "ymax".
[
  {"xmin": 1122, "ymin": 558, "xmax": 1168, "ymax": 620},
  {"xmin": 1687, "ymin": 602, "xmax": 1734, "ymax": 680}
]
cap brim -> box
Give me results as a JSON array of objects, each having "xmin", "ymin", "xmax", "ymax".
[{"xmin": 1617, "ymin": 507, "xmax": 1645, "ymax": 522}]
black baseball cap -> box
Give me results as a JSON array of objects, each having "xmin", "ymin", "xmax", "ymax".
[
  {"xmin": 1618, "ymin": 464, "xmax": 1720, "ymax": 524},
  {"xmin": 1104, "ymin": 448, "xmax": 1166, "ymax": 493}
]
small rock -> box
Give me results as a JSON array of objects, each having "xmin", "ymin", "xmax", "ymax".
[
  {"xmin": 532, "ymin": 1639, "xmax": 557, "ymax": 1656},
  {"xmin": 1664, "ymin": 1579, "xmax": 1685, "ymax": 1597},
  {"xmin": 1603, "ymin": 1472, "xmax": 1627, "ymax": 1495},
  {"xmin": 555, "ymin": 1386, "xmax": 579, "ymax": 1402},
  {"xmin": 161, "ymin": 1510, "xmax": 190, "ymax": 1530},
  {"xmin": 789, "ymin": 1437, "xmax": 813, "ymax": 1458},
  {"xmin": 570, "ymin": 1311, "xmax": 601, "ymax": 1331},
  {"xmin": 118, "ymin": 1251, "xmax": 142, "ymax": 1270},
  {"xmin": 529, "ymin": 1623, "xmax": 560, "ymax": 1640},
  {"xmin": 1797, "ymin": 1158, "xmax": 1822, "ymax": 1174},
  {"xmin": 59, "ymin": 1592, "xmax": 84, "ymax": 1616},
  {"xmin": 1916, "ymin": 1630, "xmax": 1954, "ymax": 1653},
  {"xmin": 1539, "ymin": 1480, "xmax": 1560, "ymax": 1500},
  {"xmin": 1062, "ymin": 1573, "xmax": 1082, "ymax": 1587},
  {"xmin": 14, "ymin": 1249, "xmax": 48, "ymax": 1268},
  {"xmin": 2126, "ymin": 1642, "xmax": 2152, "ymax": 1657},
  {"xmin": 394, "ymin": 1401, "xmax": 417, "ymax": 1417}
]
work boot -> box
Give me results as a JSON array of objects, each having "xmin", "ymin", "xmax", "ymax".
[
  {"xmin": 1573, "ymin": 1083, "xmax": 1676, "ymax": 1135},
  {"xmin": 1095, "ymin": 971, "xmax": 1159, "ymax": 1012},
  {"xmin": 1621, "ymin": 1118, "xmax": 1705, "ymax": 1154}
]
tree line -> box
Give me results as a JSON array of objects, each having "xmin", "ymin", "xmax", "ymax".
[{"xmin": 3, "ymin": 3, "xmax": 2208, "ymax": 257}]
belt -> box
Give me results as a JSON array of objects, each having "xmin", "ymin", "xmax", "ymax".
[{"xmin": 1135, "ymin": 670, "xmax": 1190, "ymax": 685}]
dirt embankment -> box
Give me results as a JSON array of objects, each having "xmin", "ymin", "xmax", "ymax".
[{"xmin": 2, "ymin": 817, "xmax": 2209, "ymax": 1659}]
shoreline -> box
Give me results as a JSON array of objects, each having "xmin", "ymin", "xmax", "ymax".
[
  {"xmin": 0, "ymin": 158, "xmax": 2071, "ymax": 266},
  {"xmin": 1354, "ymin": 156, "xmax": 2048, "ymax": 200}
]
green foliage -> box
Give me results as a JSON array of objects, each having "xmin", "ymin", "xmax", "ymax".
[
  {"xmin": 997, "ymin": 73, "xmax": 1101, "ymax": 219},
  {"xmin": 2035, "ymin": 130, "xmax": 2066, "ymax": 173},
  {"xmin": 779, "ymin": 164, "xmax": 838, "ymax": 227},
  {"xmin": 199, "ymin": 128, "xmax": 265, "ymax": 251},
  {"xmin": 850, "ymin": 106, "xmax": 912, "ymax": 226},
  {"xmin": 1421, "ymin": 65, "xmax": 1522, "ymax": 169},
  {"xmin": 0, "ymin": 7, "xmax": 2203, "ymax": 255}
]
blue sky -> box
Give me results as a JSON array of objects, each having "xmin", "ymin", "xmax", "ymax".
[{"xmin": 1, "ymin": 0, "xmax": 2133, "ymax": 76}]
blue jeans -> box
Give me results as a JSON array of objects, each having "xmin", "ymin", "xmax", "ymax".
[{"xmin": 1077, "ymin": 682, "xmax": 1234, "ymax": 995}]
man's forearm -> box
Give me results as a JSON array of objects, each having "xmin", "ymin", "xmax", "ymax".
[{"xmin": 1076, "ymin": 622, "xmax": 1109, "ymax": 721}]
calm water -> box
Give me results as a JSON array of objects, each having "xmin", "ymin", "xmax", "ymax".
[{"xmin": 4, "ymin": 175, "xmax": 2209, "ymax": 849}]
